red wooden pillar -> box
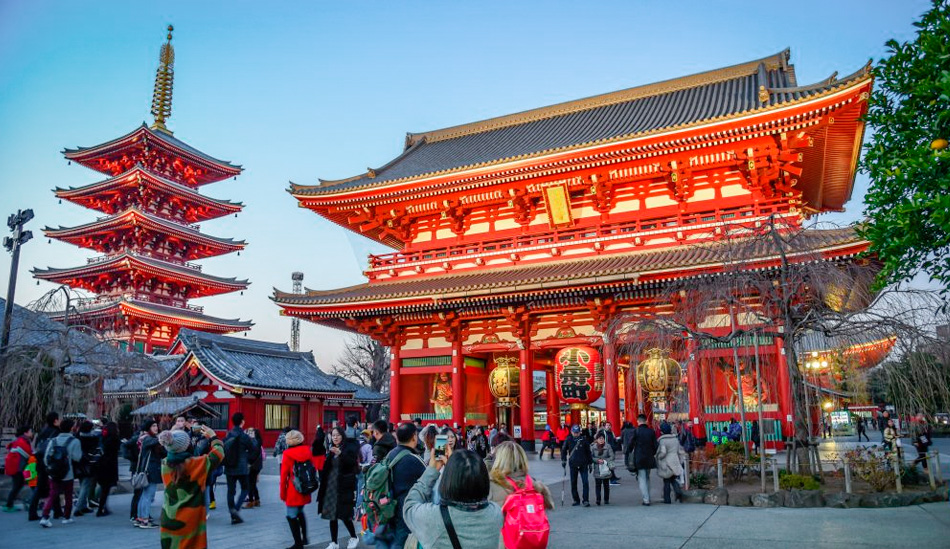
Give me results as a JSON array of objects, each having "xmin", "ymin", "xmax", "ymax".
[
  {"xmin": 389, "ymin": 347, "xmax": 401, "ymax": 424},
  {"xmin": 774, "ymin": 333, "xmax": 793, "ymax": 440},
  {"xmin": 545, "ymin": 368, "xmax": 559, "ymax": 429},
  {"xmin": 518, "ymin": 347, "xmax": 536, "ymax": 451},
  {"xmin": 451, "ymin": 341, "xmax": 465, "ymax": 430},
  {"xmin": 603, "ymin": 340, "xmax": 621, "ymax": 436},
  {"xmin": 624, "ymin": 366, "xmax": 637, "ymax": 424},
  {"xmin": 686, "ymin": 337, "xmax": 704, "ymax": 439}
]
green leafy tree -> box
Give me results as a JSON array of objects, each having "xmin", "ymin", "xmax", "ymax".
[{"xmin": 860, "ymin": 0, "xmax": 950, "ymax": 295}]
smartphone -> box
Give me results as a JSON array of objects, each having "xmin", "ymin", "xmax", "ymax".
[{"xmin": 434, "ymin": 434, "xmax": 448, "ymax": 457}]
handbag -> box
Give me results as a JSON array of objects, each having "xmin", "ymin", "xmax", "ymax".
[
  {"xmin": 439, "ymin": 504, "xmax": 463, "ymax": 549},
  {"xmin": 131, "ymin": 449, "xmax": 151, "ymax": 490},
  {"xmin": 597, "ymin": 461, "xmax": 612, "ymax": 477}
]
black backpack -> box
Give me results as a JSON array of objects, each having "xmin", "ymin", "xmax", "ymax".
[
  {"xmin": 45, "ymin": 439, "xmax": 71, "ymax": 481},
  {"xmin": 292, "ymin": 458, "xmax": 320, "ymax": 495}
]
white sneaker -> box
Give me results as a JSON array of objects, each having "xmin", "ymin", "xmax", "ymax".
[
  {"xmin": 324, "ymin": 543, "xmax": 339, "ymax": 549},
  {"xmin": 39, "ymin": 518, "xmax": 52, "ymax": 528},
  {"xmin": 61, "ymin": 518, "xmax": 75, "ymax": 525},
  {"xmin": 347, "ymin": 537, "xmax": 359, "ymax": 549}
]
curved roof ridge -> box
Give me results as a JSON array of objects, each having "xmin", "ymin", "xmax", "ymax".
[
  {"xmin": 406, "ymin": 49, "xmax": 791, "ymax": 146},
  {"xmin": 55, "ymin": 165, "xmax": 244, "ymax": 208},
  {"xmin": 44, "ymin": 207, "xmax": 246, "ymax": 246}
]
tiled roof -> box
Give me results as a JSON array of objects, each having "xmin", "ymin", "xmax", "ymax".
[
  {"xmin": 293, "ymin": 50, "xmax": 870, "ymax": 195},
  {"xmin": 103, "ymin": 355, "xmax": 181, "ymax": 394},
  {"xmin": 131, "ymin": 395, "xmax": 221, "ymax": 417},
  {"xmin": 64, "ymin": 124, "xmax": 241, "ymax": 174},
  {"xmin": 274, "ymin": 227, "xmax": 865, "ymax": 310},
  {"xmin": 172, "ymin": 329, "xmax": 386, "ymax": 400},
  {"xmin": 59, "ymin": 298, "xmax": 253, "ymax": 332},
  {"xmin": 0, "ymin": 297, "xmax": 157, "ymax": 373}
]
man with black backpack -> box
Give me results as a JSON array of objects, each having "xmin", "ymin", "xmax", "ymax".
[
  {"xmin": 29, "ymin": 412, "xmax": 62, "ymax": 521},
  {"xmin": 369, "ymin": 423, "xmax": 425, "ymax": 549},
  {"xmin": 223, "ymin": 412, "xmax": 258, "ymax": 525},
  {"xmin": 39, "ymin": 418, "xmax": 82, "ymax": 528},
  {"xmin": 561, "ymin": 424, "xmax": 593, "ymax": 507}
]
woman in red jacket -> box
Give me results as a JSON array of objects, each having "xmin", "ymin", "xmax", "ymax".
[
  {"xmin": 3, "ymin": 426, "xmax": 33, "ymax": 512},
  {"xmin": 280, "ymin": 430, "xmax": 313, "ymax": 549}
]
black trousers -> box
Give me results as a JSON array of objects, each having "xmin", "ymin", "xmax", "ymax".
[
  {"xmin": 6, "ymin": 473, "xmax": 25, "ymax": 508},
  {"xmin": 594, "ymin": 478, "xmax": 610, "ymax": 503},
  {"xmin": 130, "ymin": 488, "xmax": 142, "ymax": 519},
  {"xmin": 569, "ymin": 465, "xmax": 589, "ymax": 504},
  {"xmin": 248, "ymin": 469, "xmax": 261, "ymax": 502},
  {"xmin": 663, "ymin": 477, "xmax": 683, "ymax": 503},
  {"xmin": 857, "ymin": 429, "xmax": 870, "ymax": 442},
  {"xmin": 226, "ymin": 474, "xmax": 249, "ymax": 512},
  {"xmin": 329, "ymin": 518, "xmax": 356, "ymax": 542}
]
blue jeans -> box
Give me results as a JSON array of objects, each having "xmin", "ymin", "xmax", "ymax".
[
  {"xmin": 226, "ymin": 474, "xmax": 249, "ymax": 513},
  {"xmin": 137, "ymin": 482, "xmax": 158, "ymax": 520},
  {"xmin": 637, "ymin": 469, "xmax": 652, "ymax": 504},
  {"xmin": 205, "ymin": 468, "xmax": 221, "ymax": 509},
  {"xmin": 76, "ymin": 477, "xmax": 95, "ymax": 510},
  {"xmin": 355, "ymin": 472, "xmax": 365, "ymax": 511},
  {"xmin": 286, "ymin": 505, "xmax": 303, "ymax": 518},
  {"xmin": 375, "ymin": 518, "xmax": 411, "ymax": 549}
]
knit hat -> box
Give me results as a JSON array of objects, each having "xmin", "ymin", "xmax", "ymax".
[
  {"xmin": 158, "ymin": 430, "xmax": 190, "ymax": 453},
  {"xmin": 285, "ymin": 429, "xmax": 304, "ymax": 447}
]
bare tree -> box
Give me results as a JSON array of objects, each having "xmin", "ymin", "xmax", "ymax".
[{"xmin": 332, "ymin": 333, "xmax": 390, "ymax": 419}]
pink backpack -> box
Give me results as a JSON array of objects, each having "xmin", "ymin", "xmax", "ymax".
[{"xmin": 501, "ymin": 476, "xmax": 550, "ymax": 549}]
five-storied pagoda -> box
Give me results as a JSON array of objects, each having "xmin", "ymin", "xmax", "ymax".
[
  {"xmin": 274, "ymin": 50, "xmax": 873, "ymax": 449},
  {"xmin": 34, "ymin": 26, "xmax": 251, "ymax": 354}
]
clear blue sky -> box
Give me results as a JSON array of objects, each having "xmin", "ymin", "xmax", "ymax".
[{"xmin": 0, "ymin": 1, "xmax": 933, "ymax": 368}]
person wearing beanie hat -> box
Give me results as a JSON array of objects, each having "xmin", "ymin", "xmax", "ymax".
[
  {"xmin": 158, "ymin": 424, "xmax": 223, "ymax": 548},
  {"xmin": 280, "ymin": 430, "xmax": 313, "ymax": 549},
  {"xmin": 562, "ymin": 424, "xmax": 593, "ymax": 507}
]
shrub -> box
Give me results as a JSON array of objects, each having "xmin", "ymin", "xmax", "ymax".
[
  {"xmin": 689, "ymin": 472, "xmax": 711, "ymax": 490},
  {"xmin": 845, "ymin": 447, "xmax": 895, "ymax": 492},
  {"xmin": 901, "ymin": 465, "xmax": 926, "ymax": 486},
  {"xmin": 779, "ymin": 473, "xmax": 821, "ymax": 491}
]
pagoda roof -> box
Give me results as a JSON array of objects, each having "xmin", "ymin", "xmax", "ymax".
[
  {"xmin": 149, "ymin": 328, "xmax": 387, "ymax": 399},
  {"xmin": 293, "ymin": 49, "xmax": 870, "ymax": 198},
  {"xmin": 59, "ymin": 298, "xmax": 253, "ymax": 333},
  {"xmin": 44, "ymin": 207, "xmax": 246, "ymax": 259},
  {"xmin": 64, "ymin": 124, "xmax": 241, "ymax": 185},
  {"xmin": 54, "ymin": 166, "xmax": 243, "ymax": 221},
  {"xmin": 33, "ymin": 252, "xmax": 249, "ymax": 297},
  {"xmin": 131, "ymin": 395, "xmax": 222, "ymax": 418},
  {"xmin": 274, "ymin": 226, "xmax": 867, "ymax": 317}
]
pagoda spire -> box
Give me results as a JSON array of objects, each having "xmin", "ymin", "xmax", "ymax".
[{"xmin": 150, "ymin": 25, "xmax": 175, "ymax": 134}]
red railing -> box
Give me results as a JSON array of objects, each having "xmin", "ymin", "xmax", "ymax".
[{"xmin": 368, "ymin": 199, "xmax": 794, "ymax": 271}]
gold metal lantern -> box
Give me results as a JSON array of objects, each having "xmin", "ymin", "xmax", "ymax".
[
  {"xmin": 489, "ymin": 355, "xmax": 521, "ymax": 406},
  {"xmin": 636, "ymin": 348, "xmax": 682, "ymax": 402}
]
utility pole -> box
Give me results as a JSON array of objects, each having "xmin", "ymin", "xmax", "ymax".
[
  {"xmin": 0, "ymin": 208, "xmax": 35, "ymax": 376},
  {"xmin": 290, "ymin": 272, "xmax": 304, "ymax": 352}
]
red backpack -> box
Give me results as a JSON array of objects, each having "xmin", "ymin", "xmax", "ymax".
[{"xmin": 500, "ymin": 475, "xmax": 549, "ymax": 549}]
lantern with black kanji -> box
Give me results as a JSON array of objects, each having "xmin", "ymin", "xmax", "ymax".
[
  {"xmin": 635, "ymin": 348, "xmax": 682, "ymax": 404},
  {"xmin": 555, "ymin": 346, "xmax": 604, "ymax": 407},
  {"xmin": 489, "ymin": 355, "xmax": 520, "ymax": 407}
]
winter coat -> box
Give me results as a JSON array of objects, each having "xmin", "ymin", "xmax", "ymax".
[
  {"xmin": 160, "ymin": 438, "xmax": 224, "ymax": 549},
  {"xmin": 317, "ymin": 439, "xmax": 360, "ymax": 520},
  {"xmin": 404, "ymin": 467, "xmax": 503, "ymax": 549},
  {"xmin": 33, "ymin": 426, "xmax": 59, "ymax": 475},
  {"xmin": 386, "ymin": 445, "xmax": 426, "ymax": 525},
  {"xmin": 95, "ymin": 428, "xmax": 121, "ymax": 487},
  {"xmin": 76, "ymin": 431, "xmax": 101, "ymax": 479},
  {"xmin": 5, "ymin": 435, "xmax": 32, "ymax": 476},
  {"xmin": 626, "ymin": 425, "xmax": 658, "ymax": 471},
  {"xmin": 274, "ymin": 432, "xmax": 288, "ymax": 457},
  {"xmin": 655, "ymin": 434, "xmax": 686, "ymax": 479},
  {"xmin": 590, "ymin": 443, "xmax": 615, "ymax": 479},
  {"xmin": 562, "ymin": 433, "xmax": 593, "ymax": 468},
  {"xmin": 44, "ymin": 433, "xmax": 83, "ymax": 481},
  {"xmin": 138, "ymin": 434, "xmax": 166, "ymax": 484},
  {"xmin": 488, "ymin": 471, "xmax": 555, "ymax": 509},
  {"xmin": 372, "ymin": 432, "xmax": 397, "ymax": 464},
  {"xmin": 279, "ymin": 443, "xmax": 315, "ymax": 507},
  {"xmin": 223, "ymin": 427, "xmax": 257, "ymax": 477}
]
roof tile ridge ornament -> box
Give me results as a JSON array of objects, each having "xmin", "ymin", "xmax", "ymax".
[
  {"xmin": 150, "ymin": 25, "xmax": 175, "ymax": 135},
  {"xmin": 404, "ymin": 49, "xmax": 794, "ymax": 146}
]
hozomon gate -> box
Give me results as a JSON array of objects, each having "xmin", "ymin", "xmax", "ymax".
[{"xmin": 275, "ymin": 50, "xmax": 873, "ymax": 449}]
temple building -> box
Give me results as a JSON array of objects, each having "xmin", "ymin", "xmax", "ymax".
[
  {"xmin": 34, "ymin": 26, "xmax": 251, "ymax": 353},
  {"xmin": 274, "ymin": 50, "xmax": 874, "ymax": 449},
  {"xmin": 104, "ymin": 329, "xmax": 387, "ymax": 446}
]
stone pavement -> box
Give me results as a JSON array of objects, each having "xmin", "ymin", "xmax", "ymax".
[{"xmin": 0, "ymin": 443, "xmax": 948, "ymax": 548}]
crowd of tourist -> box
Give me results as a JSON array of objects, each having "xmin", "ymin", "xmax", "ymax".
[{"xmin": 1, "ymin": 408, "xmax": 938, "ymax": 548}]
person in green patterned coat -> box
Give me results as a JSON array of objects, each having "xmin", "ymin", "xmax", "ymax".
[{"xmin": 159, "ymin": 426, "xmax": 224, "ymax": 549}]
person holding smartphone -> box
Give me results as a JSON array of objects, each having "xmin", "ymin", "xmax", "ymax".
[{"xmin": 158, "ymin": 425, "xmax": 223, "ymax": 548}]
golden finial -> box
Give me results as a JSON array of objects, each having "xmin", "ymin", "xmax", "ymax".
[{"xmin": 150, "ymin": 24, "xmax": 175, "ymax": 134}]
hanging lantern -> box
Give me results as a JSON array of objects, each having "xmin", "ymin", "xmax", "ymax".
[
  {"xmin": 489, "ymin": 355, "xmax": 520, "ymax": 406},
  {"xmin": 635, "ymin": 348, "xmax": 682, "ymax": 402},
  {"xmin": 555, "ymin": 346, "xmax": 604, "ymax": 408}
]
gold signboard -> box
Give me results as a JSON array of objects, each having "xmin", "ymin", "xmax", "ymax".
[{"xmin": 543, "ymin": 182, "xmax": 573, "ymax": 227}]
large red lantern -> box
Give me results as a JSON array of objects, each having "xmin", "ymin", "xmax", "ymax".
[{"xmin": 555, "ymin": 346, "xmax": 604, "ymax": 406}]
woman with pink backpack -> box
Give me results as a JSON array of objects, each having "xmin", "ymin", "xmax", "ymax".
[{"xmin": 489, "ymin": 441, "xmax": 553, "ymax": 549}]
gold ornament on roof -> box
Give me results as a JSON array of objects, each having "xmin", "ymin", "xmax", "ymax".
[
  {"xmin": 489, "ymin": 355, "xmax": 520, "ymax": 406},
  {"xmin": 151, "ymin": 25, "xmax": 175, "ymax": 134},
  {"xmin": 635, "ymin": 348, "xmax": 681, "ymax": 401}
]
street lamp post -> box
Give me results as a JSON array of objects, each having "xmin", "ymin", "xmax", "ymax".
[{"xmin": 0, "ymin": 209, "xmax": 34, "ymax": 377}]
